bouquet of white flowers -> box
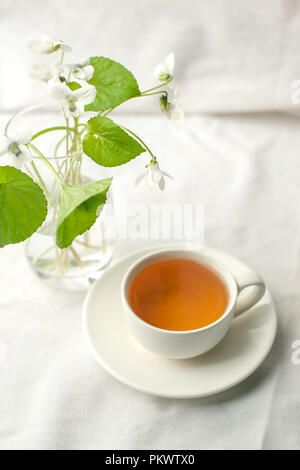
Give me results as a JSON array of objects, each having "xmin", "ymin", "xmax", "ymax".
[{"xmin": 0, "ymin": 34, "xmax": 183, "ymax": 283}]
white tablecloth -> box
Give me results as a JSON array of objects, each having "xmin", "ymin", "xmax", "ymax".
[
  {"xmin": 1, "ymin": 112, "xmax": 300, "ymax": 450},
  {"xmin": 2, "ymin": 0, "xmax": 300, "ymax": 450}
]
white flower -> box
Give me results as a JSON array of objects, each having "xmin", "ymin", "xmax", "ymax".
[
  {"xmin": 154, "ymin": 53, "xmax": 180, "ymax": 96},
  {"xmin": 154, "ymin": 53, "xmax": 183, "ymax": 123},
  {"xmin": 29, "ymin": 63, "xmax": 69, "ymax": 83},
  {"xmin": 135, "ymin": 161, "xmax": 173, "ymax": 191},
  {"xmin": 48, "ymin": 81, "xmax": 97, "ymax": 117},
  {"xmin": 31, "ymin": 59, "xmax": 94, "ymax": 87},
  {"xmin": 0, "ymin": 129, "xmax": 32, "ymax": 169},
  {"xmin": 28, "ymin": 33, "xmax": 72, "ymax": 55},
  {"xmin": 70, "ymin": 59, "xmax": 94, "ymax": 81},
  {"xmin": 165, "ymin": 102, "xmax": 185, "ymax": 126},
  {"xmin": 160, "ymin": 96, "xmax": 184, "ymax": 126},
  {"xmin": 154, "ymin": 52, "xmax": 175, "ymax": 81}
]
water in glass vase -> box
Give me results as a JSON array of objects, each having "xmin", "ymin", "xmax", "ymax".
[{"xmin": 26, "ymin": 212, "xmax": 114, "ymax": 290}]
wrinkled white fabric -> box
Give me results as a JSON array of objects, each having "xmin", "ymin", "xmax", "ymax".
[
  {"xmin": 0, "ymin": 112, "xmax": 300, "ymax": 450},
  {"xmin": 1, "ymin": 0, "xmax": 300, "ymax": 450}
]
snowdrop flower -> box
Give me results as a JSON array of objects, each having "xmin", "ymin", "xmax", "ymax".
[
  {"xmin": 154, "ymin": 52, "xmax": 180, "ymax": 97},
  {"xmin": 29, "ymin": 63, "xmax": 69, "ymax": 83},
  {"xmin": 165, "ymin": 102, "xmax": 185, "ymax": 126},
  {"xmin": 48, "ymin": 82, "xmax": 96, "ymax": 118},
  {"xmin": 0, "ymin": 129, "xmax": 32, "ymax": 169},
  {"xmin": 70, "ymin": 59, "xmax": 94, "ymax": 81},
  {"xmin": 160, "ymin": 96, "xmax": 184, "ymax": 126},
  {"xmin": 154, "ymin": 53, "xmax": 183, "ymax": 123},
  {"xmin": 135, "ymin": 161, "xmax": 173, "ymax": 191},
  {"xmin": 154, "ymin": 52, "xmax": 175, "ymax": 81},
  {"xmin": 28, "ymin": 33, "xmax": 72, "ymax": 55}
]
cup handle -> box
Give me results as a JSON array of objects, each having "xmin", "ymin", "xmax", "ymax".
[{"xmin": 234, "ymin": 270, "xmax": 266, "ymax": 317}]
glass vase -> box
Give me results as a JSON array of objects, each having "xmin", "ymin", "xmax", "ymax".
[{"xmin": 5, "ymin": 103, "xmax": 114, "ymax": 290}]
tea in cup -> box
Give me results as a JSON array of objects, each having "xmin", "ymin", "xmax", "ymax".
[{"xmin": 121, "ymin": 249, "xmax": 265, "ymax": 359}]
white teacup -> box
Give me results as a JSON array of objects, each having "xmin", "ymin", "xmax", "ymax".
[{"xmin": 121, "ymin": 249, "xmax": 265, "ymax": 359}]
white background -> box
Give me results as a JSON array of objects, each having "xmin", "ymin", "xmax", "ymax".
[{"xmin": 1, "ymin": 0, "xmax": 300, "ymax": 450}]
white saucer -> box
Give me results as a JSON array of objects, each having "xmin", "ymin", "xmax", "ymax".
[{"xmin": 83, "ymin": 246, "xmax": 277, "ymax": 399}]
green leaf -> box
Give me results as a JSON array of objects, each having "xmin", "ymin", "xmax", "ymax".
[
  {"xmin": 85, "ymin": 56, "xmax": 141, "ymax": 112},
  {"xmin": 56, "ymin": 178, "xmax": 112, "ymax": 249},
  {"xmin": 83, "ymin": 116, "xmax": 145, "ymax": 167},
  {"xmin": 0, "ymin": 166, "xmax": 47, "ymax": 247},
  {"xmin": 67, "ymin": 81, "xmax": 81, "ymax": 91}
]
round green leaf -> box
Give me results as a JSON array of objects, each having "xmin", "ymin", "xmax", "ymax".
[
  {"xmin": 83, "ymin": 116, "xmax": 145, "ymax": 167},
  {"xmin": 85, "ymin": 56, "xmax": 141, "ymax": 112},
  {"xmin": 0, "ymin": 166, "xmax": 48, "ymax": 247},
  {"xmin": 56, "ymin": 178, "xmax": 112, "ymax": 249}
]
